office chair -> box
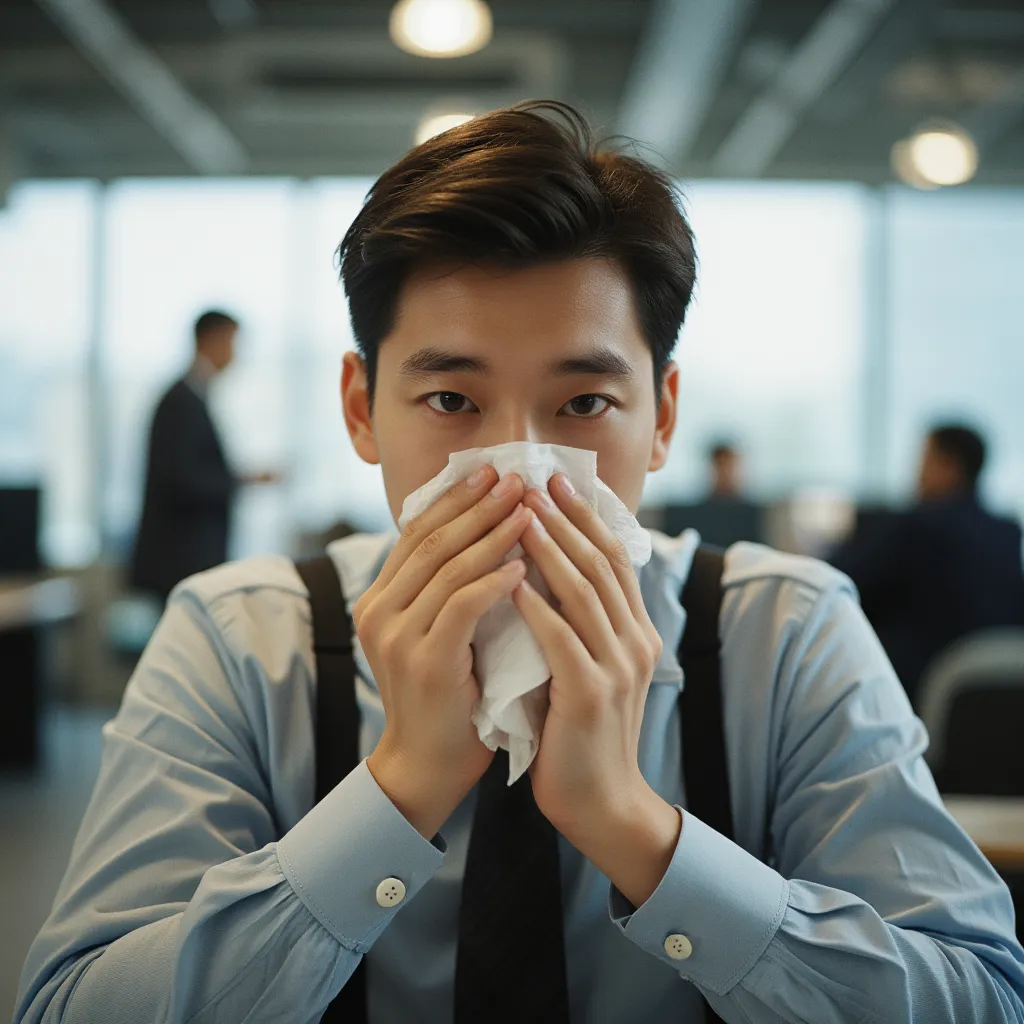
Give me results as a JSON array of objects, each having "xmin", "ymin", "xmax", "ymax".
[{"xmin": 920, "ymin": 628, "xmax": 1024, "ymax": 796}]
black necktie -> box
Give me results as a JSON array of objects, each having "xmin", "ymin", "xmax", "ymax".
[{"xmin": 454, "ymin": 749, "xmax": 571, "ymax": 1024}]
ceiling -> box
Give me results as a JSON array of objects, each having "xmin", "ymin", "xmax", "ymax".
[{"xmin": 1, "ymin": 0, "xmax": 1023, "ymax": 187}]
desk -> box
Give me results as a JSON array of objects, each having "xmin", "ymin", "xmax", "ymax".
[
  {"xmin": 0, "ymin": 576, "xmax": 80, "ymax": 770},
  {"xmin": 944, "ymin": 796, "xmax": 1024, "ymax": 873}
]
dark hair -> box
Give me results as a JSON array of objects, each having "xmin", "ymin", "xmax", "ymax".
[
  {"xmin": 194, "ymin": 309, "xmax": 239, "ymax": 344},
  {"xmin": 708, "ymin": 440, "xmax": 738, "ymax": 462},
  {"xmin": 338, "ymin": 100, "xmax": 697, "ymax": 397},
  {"xmin": 929, "ymin": 423, "xmax": 987, "ymax": 490}
]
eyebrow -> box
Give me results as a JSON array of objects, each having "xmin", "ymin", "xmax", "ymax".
[
  {"xmin": 399, "ymin": 345, "xmax": 636, "ymax": 383},
  {"xmin": 398, "ymin": 347, "xmax": 489, "ymax": 379},
  {"xmin": 553, "ymin": 350, "xmax": 635, "ymax": 383}
]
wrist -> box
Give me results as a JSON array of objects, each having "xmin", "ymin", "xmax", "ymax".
[
  {"xmin": 569, "ymin": 780, "xmax": 682, "ymax": 909},
  {"xmin": 366, "ymin": 743, "xmax": 476, "ymax": 840}
]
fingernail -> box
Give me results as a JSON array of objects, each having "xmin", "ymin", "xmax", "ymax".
[
  {"xmin": 491, "ymin": 474, "xmax": 517, "ymax": 499},
  {"xmin": 530, "ymin": 514, "xmax": 549, "ymax": 538},
  {"xmin": 531, "ymin": 487, "xmax": 554, "ymax": 509},
  {"xmin": 504, "ymin": 558, "xmax": 526, "ymax": 576},
  {"xmin": 467, "ymin": 466, "xmax": 491, "ymax": 489},
  {"xmin": 556, "ymin": 473, "xmax": 576, "ymax": 498}
]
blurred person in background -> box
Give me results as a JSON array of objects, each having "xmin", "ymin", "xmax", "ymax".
[
  {"xmin": 706, "ymin": 440, "xmax": 744, "ymax": 500},
  {"xmin": 663, "ymin": 440, "xmax": 763, "ymax": 548},
  {"xmin": 129, "ymin": 309, "xmax": 278, "ymax": 603},
  {"xmin": 833, "ymin": 422, "xmax": 1024, "ymax": 706}
]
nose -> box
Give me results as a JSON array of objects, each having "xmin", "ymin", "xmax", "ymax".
[{"xmin": 478, "ymin": 407, "xmax": 542, "ymax": 448}]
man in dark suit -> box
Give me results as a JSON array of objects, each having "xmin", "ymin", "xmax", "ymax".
[
  {"xmin": 130, "ymin": 310, "xmax": 276, "ymax": 603},
  {"xmin": 833, "ymin": 424, "xmax": 1024, "ymax": 707}
]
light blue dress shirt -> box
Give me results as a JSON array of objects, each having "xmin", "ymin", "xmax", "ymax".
[{"xmin": 16, "ymin": 531, "xmax": 1024, "ymax": 1023}]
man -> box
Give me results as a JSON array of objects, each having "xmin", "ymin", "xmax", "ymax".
[
  {"xmin": 707, "ymin": 441, "xmax": 743, "ymax": 500},
  {"xmin": 662, "ymin": 441, "xmax": 763, "ymax": 547},
  {"xmin": 17, "ymin": 104, "xmax": 1024, "ymax": 1023},
  {"xmin": 834, "ymin": 423, "xmax": 1024, "ymax": 706},
  {"xmin": 129, "ymin": 310, "xmax": 276, "ymax": 602}
]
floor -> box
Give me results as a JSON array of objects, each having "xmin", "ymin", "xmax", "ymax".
[{"xmin": 1, "ymin": 706, "xmax": 111, "ymax": 1020}]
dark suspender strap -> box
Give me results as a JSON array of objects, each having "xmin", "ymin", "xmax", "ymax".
[
  {"xmin": 678, "ymin": 546, "xmax": 730, "ymax": 1024},
  {"xmin": 294, "ymin": 555, "xmax": 367, "ymax": 1024},
  {"xmin": 679, "ymin": 546, "xmax": 733, "ymax": 843}
]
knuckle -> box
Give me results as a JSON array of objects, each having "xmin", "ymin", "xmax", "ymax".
[
  {"xmin": 377, "ymin": 624, "xmax": 400, "ymax": 659},
  {"xmin": 574, "ymin": 574, "xmax": 597, "ymax": 602},
  {"xmin": 590, "ymin": 551, "xmax": 614, "ymax": 580},
  {"xmin": 608, "ymin": 539, "xmax": 632, "ymax": 570},
  {"xmin": 418, "ymin": 528, "xmax": 446, "ymax": 558},
  {"xmin": 402, "ymin": 513, "xmax": 424, "ymax": 541},
  {"xmin": 438, "ymin": 556, "xmax": 463, "ymax": 585}
]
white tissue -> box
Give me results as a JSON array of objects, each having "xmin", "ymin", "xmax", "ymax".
[{"xmin": 398, "ymin": 442, "xmax": 652, "ymax": 783}]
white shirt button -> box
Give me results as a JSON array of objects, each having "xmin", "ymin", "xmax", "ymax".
[
  {"xmin": 664, "ymin": 933, "xmax": 693, "ymax": 960},
  {"xmin": 375, "ymin": 877, "xmax": 407, "ymax": 908}
]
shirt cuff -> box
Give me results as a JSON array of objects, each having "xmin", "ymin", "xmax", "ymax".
[
  {"xmin": 609, "ymin": 809, "xmax": 789, "ymax": 995},
  {"xmin": 277, "ymin": 759, "xmax": 446, "ymax": 953}
]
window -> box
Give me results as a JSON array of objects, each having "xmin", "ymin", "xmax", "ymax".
[
  {"xmin": 642, "ymin": 181, "xmax": 868, "ymax": 506},
  {"xmin": 0, "ymin": 181, "xmax": 97, "ymax": 565}
]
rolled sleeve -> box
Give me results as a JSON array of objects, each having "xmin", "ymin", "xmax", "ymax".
[
  {"xmin": 610, "ymin": 809, "xmax": 789, "ymax": 995},
  {"xmin": 278, "ymin": 760, "xmax": 446, "ymax": 953}
]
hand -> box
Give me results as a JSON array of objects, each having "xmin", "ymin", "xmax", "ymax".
[
  {"xmin": 358, "ymin": 467, "xmax": 532, "ymax": 838},
  {"xmin": 517, "ymin": 474, "xmax": 681, "ymax": 907}
]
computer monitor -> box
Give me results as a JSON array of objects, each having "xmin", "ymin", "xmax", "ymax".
[{"xmin": 0, "ymin": 486, "xmax": 42, "ymax": 574}]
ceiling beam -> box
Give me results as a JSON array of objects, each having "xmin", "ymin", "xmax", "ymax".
[
  {"xmin": 963, "ymin": 66, "xmax": 1024, "ymax": 155},
  {"xmin": 35, "ymin": 0, "xmax": 248, "ymax": 174},
  {"xmin": 711, "ymin": 0, "xmax": 895, "ymax": 177},
  {"xmin": 617, "ymin": 0, "xmax": 754, "ymax": 168}
]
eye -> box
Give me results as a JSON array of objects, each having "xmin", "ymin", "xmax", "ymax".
[
  {"xmin": 425, "ymin": 391, "xmax": 478, "ymax": 415},
  {"xmin": 559, "ymin": 394, "xmax": 611, "ymax": 418}
]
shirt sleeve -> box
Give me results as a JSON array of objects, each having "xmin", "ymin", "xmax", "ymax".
[
  {"xmin": 15, "ymin": 591, "xmax": 444, "ymax": 1024},
  {"xmin": 611, "ymin": 582, "xmax": 1024, "ymax": 1024}
]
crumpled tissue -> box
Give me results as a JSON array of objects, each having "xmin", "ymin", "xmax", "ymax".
[{"xmin": 398, "ymin": 441, "xmax": 652, "ymax": 783}]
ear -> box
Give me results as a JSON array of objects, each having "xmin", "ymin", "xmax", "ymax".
[
  {"xmin": 647, "ymin": 360, "xmax": 679, "ymax": 473},
  {"xmin": 341, "ymin": 351, "xmax": 380, "ymax": 466}
]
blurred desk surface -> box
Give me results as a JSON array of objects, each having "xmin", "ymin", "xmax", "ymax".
[
  {"xmin": 945, "ymin": 796, "xmax": 1024, "ymax": 872},
  {"xmin": 0, "ymin": 576, "xmax": 80, "ymax": 631}
]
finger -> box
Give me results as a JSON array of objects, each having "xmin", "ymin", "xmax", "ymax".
[
  {"xmin": 383, "ymin": 474, "xmax": 526, "ymax": 615},
  {"xmin": 406, "ymin": 504, "xmax": 533, "ymax": 632},
  {"xmin": 523, "ymin": 485, "xmax": 635, "ymax": 637},
  {"xmin": 511, "ymin": 578, "xmax": 591, "ymax": 681},
  {"xmin": 371, "ymin": 465, "xmax": 499, "ymax": 595},
  {"xmin": 429, "ymin": 557, "xmax": 529, "ymax": 651},
  {"xmin": 518, "ymin": 513, "xmax": 620, "ymax": 662},
  {"xmin": 358, "ymin": 472, "xmax": 525, "ymax": 624},
  {"xmin": 547, "ymin": 473, "xmax": 649, "ymax": 624}
]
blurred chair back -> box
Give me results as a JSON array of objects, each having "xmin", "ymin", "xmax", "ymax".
[
  {"xmin": 921, "ymin": 628, "xmax": 1024, "ymax": 795},
  {"xmin": 0, "ymin": 486, "xmax": 41, "ymax": 574}
]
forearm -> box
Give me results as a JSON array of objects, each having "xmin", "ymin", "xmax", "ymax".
[
  {"xmin": 724, "ymin": 885, "xmax": 1024, "ymax": 1024},
  {"xmin": 18, "ymin": 850, "xmax": 356, "ymax": 1024},
  {"xmin": 610, "ymin": 812, "xmax": 1024, "ymax": 1024}
]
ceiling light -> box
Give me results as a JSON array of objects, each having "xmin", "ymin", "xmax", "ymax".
[
  {"xmin": 390, "ymin": 0, "xmax": 493, "ymax": 59},
  {"xmin": 895, "ymin": 123, "xmax": 979, "ymax": 188},
  {"xmin": 890, "ymin": 138, "xmax": 939, "ymax": 191},
  {"xmin": 416, "ymin": 110, "xmax": 475, "ymax": 145}
]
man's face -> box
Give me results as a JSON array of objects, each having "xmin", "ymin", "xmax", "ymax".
[
  {"xmin": 916, "ymin": 437, "xmax": 961, "ymax": 501},
  {"xmin": 200, "ymin": 326, "xmax": 237, "ymax": 372},
  {"xmin": 342, "ymin": 258, "xmax": 678, "ymax": 521}
]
